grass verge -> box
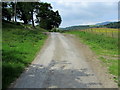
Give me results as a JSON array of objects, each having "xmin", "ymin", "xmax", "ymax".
[
  {"xmin": 2, "ymin": 22, "xmax": 48, "ymax": 89},
  {"xmin": 66, "ymin": 30, "xmax": 118, "ymax": 83}
]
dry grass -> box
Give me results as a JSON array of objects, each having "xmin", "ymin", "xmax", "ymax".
[{"xmin": 82, "ymin": 28, "xmax": 118, "ymax": 38}]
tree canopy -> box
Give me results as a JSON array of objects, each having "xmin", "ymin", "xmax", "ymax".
[{"xmin": 2, "ymin": 2, "xmax": 62, "ymax": 30}]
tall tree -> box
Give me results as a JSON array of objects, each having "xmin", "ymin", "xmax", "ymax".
[
  {"xmin": 36, "ymin": 2, "xmax": 62, "ymax": 30},
  {"xmin": 28, "ymin": 2, "xmax": 39, "ymax": 28},
  {"xmin": 14, "ymin": 0, "xmax": 17, "ymax": 22},
  {"xmin": 11, "ymin": 0, "xmax": 17, "ymax": 22},
  {"xmin": 2, "ymin": 2, "xmax": 13, "ymax": 21},
  {"xmin": 2, "ymin": 2, "xmax": 62, "ymax": 29},
  {"xmin": 16, "ymin": 2, "xmax": 31, "ymax": 24}
]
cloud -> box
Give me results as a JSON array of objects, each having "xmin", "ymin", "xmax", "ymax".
[
  {"xmin": 42, "ymin": 0, "xmax": 119, "ymax": 2},
  {"xmin": 41, "ymin": 1, "xmax": 118, "ymax": 27}
]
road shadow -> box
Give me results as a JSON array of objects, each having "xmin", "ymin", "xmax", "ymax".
[{"xmin": 13, "ymin": 60, "xmax": 102, "ymax": 88}]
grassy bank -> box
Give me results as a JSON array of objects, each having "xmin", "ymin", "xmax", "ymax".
[
  {"xmin": 66, "ymin": 30, "xmax": 118, "ymax": 83},
  {"xmin": 2, "ymin": 22, "xmax": 48, "ymax": 89}
]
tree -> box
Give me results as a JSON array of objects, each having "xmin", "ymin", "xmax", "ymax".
[
  {"xmin": 11, "ymin": 1, "xmax": 17, "ymax": 22},
  {"xmin": 11, "ymin": 2, "xmax": 36, "ymax": 27},
  {"xmin": 30, "ymin": 3, "xmax": 35, "ymax": 28},
  {"xmin": 16, "ymin": 2, "xmax": 31, "ymax": 24},
  {"xmin": 2, "ymin": 2, "xmax": 62, "ymax": 29},
  {"xmin": 2, "ymin": 2, "xmax": 13, "ymax": 21},
  {"xmin": 51, "ymin": 10, "xmax": 62, "ymax": 28},
  {"xmin": 28, "ymin": 2, "xmax": 40, "ymax": 28},
  {"xmin": 36, "ymin": 2, "xmax": 62, "ymax": 30}
]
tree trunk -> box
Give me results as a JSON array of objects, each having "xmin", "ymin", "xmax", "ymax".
[
  {"xmin": 14, "ymin": 0, "xmax": 17, "ymax": 22},
  {"xmin": 24, "ymin": 19, "xmax": 28, "ymax": 24},
  {"xmin": 31, "ymin": 10, "xmax": 35, "ymax": 28}
]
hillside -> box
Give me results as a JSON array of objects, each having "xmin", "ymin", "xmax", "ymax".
[
  {"xmin": 104, "ymin": 21, "xmax": 120, "ymax": 28},
  {"xmin": 2, "ymin": 21, "xmax": 48, "ymax": 89}
]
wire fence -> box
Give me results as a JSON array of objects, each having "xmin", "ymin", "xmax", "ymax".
[{"xmin": 81, "ymin": 28, "xmax": 119, "ymax": 38}]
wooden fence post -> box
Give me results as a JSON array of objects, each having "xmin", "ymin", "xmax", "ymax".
[
  {"xmin": 106, "ymin": 30, "xmax": 107, "ymax": 36},
  {"xmin": 112, "ymin": 30, "xmax": 114, "ymax": 38}
]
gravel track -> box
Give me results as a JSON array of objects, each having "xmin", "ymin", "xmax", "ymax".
[{"xmin": 12, "ymin": 33, "xmax": 117, "ymax": 88}]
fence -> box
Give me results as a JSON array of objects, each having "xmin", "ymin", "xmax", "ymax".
[{"xmin": 81, "ymin": 28, "xmax": 119, "ymax": 38}]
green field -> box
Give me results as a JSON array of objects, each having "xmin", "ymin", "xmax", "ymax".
[
  {"xmin": 2, "ymin": 22, "xmax": 48, "ymax": 89},
  {"xmin": 66, "ymin": 30, "xmax": 118, "ymax": 83}
]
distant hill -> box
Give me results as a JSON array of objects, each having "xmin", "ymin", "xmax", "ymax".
[
  {"xmin": 60, "ymin": 25, "xmax": 100, "ymax": 30},
  {"xmin": 96, "ymin": 21, "xmax": 113, "ymax": 25},
  {"xmin": 104, "ymin": 21, "xmax": 120, "ymax": 28},
  {"xmin": 60, "ymin": 25, "xmax": 93, "ymax": 30},
  {"xmin": 60, "ymin": 21, "xmax": 120, "ymax": 30}
]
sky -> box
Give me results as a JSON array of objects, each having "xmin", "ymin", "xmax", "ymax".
[{"xmin": 41, "ymin": 0, "xmax": 119, "ymax": 28}]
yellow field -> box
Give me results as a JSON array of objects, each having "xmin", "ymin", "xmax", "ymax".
[{"xmin": 83, "ymin": 28, "xmax": 119, "ymax": 38}]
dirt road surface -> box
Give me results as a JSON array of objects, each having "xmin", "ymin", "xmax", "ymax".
[{"xmin": 12, "ymin": 33, "xmax": 117, "ymax": 88}]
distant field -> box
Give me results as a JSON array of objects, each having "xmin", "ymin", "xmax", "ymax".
[
  {"xmin": 2, "ymin": 22, "xmax": 48, "ymax": 89},
  {"xmin": 82, "ymin": 28, "xmax": 118, "ymax": 38},
  {"xmin": 66, "ymin": 30, "xmax": 118, "ymax": 84}
]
